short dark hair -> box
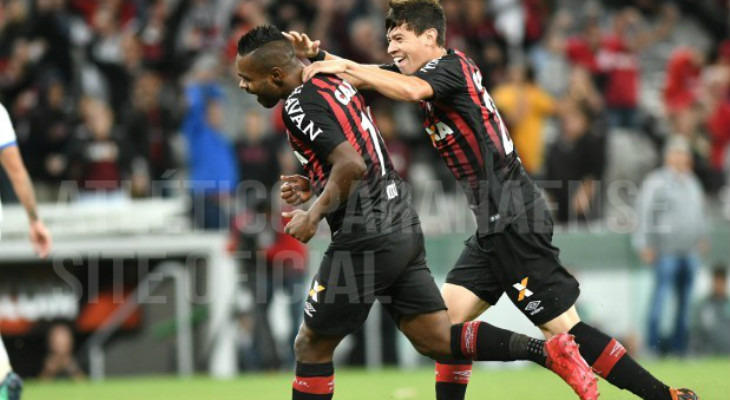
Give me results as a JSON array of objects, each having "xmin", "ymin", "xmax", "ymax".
[
  {"xmin": 386, "ymin": 0, "xmax": 446, "ymax": 46},
  {"xmin": 237, "ymin": 25, "xmax": 287, "ymax": 56}
]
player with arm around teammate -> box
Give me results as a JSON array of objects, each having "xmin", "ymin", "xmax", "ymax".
[
  {"xmin": 236, "ymin": 25, "xmax": 597, "ymax": 400},
  {"xmin": 291, "ymin": 1, "xmax": 698, "ymax": 399}
]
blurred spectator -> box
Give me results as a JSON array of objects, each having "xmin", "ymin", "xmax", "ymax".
[
  {"xmin": 702, "ymin": 66, "xmax": 730, "ymax": 185},
  {"xmin": 663, "ymin": 47, "xmax": 703, "ymax": 114},
  {"xmin": 23, "ymin": 80, "xmax": 73, "ymax": 203},
  {"xmin": 343, "ymin": 17, "xmax": 388, "ymax": 64},
  {"xmin": 125, "ymin": 71, "xmax": 180, "ymax": 197},
  {"xmin": 31, "ymin": 0, "xmax": 75, "ymax": 85},
  {"xmin": 669, "ymin": 106, "xmax": 718, "ymax": 194},
  {"xmin": 183, "ymin": 57, "xmax": 238, "ymax": 230},
  {"xmin": 564, "ymin": 67, "xmax": 604, "ymax": 115},
  {"xmin": 565, "ymin": 16, "xmax": 602, "ymax": 76},
  {"xmin": 235, "ymin": 110, "xmax": 283, "ymax": 203},
  {"xmin": 372, "ymin": 103, "xmax": 410, "ymax": 179},
  {"xmin": 68, "ymin": 98, "xmax": 131, "ymax": 203},
  {"xmin": 545, "ymin": 100, "xmax": 606, "ymax": 224},
  {"xmin": 39, "ymin": 324, "xmax": 85, "ymax": 381},
  {"xmin": 692, "ymin": 264, "xmax": 730, "ymax": 355},
  {"xmin": 633, "ymin": 136, "xmax": 708, "ymax": 357},
  {"xmin": 530, "ymin": 10, "xmax": 571, "ymax": 97},
  {"xmin": 0, "ymin": 38, "xmax": 39, "ymax": 108},
  {"xmin": 493, "ymin": 64, "xmax": 555, "ymax": 175},
  {"xmin": 234, "ymin": 200, "xmax": 307, "ymax": 370},
  {"xmin": 597, "ymin": 7, "xmax": 675, "ymax": 128}
]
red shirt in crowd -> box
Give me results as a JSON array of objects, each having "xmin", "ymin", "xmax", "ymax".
[
  {"xmin": 566, "ymin": 37, "xmax": 599, "ymax": 73},
  {"xmin": 664, "ymin": 48, "xmax": 701, "ymax": 112},
  {"xmin": 597, "ymin": 35, "xmax": 640, "ymax": 108}
]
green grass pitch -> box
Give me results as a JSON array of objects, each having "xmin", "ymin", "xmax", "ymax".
[{"xmin": 24, "ymin": 359, "xmax": 729, "ymax": 399}]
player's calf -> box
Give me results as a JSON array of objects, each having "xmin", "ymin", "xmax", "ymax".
[
  {"xmin": 568, "ymin": 322, "xmax": 683, "ymax": 400},
  {"xmin": 292, "ymin": 325, "xmax": 343, "ymax": 400}
]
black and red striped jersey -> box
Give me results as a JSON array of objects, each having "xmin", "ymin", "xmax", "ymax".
[
  {"xmin": 281, "ymin": 74, "xmax": 418, "ymax": 240},
  {"xmin": 383, "ymin": 49, "xmax": 548, "ymax": 235}
]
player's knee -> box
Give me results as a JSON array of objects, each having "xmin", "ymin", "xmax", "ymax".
[
  {"xmin": 293, "ymin": 329, "xmax": 316, "ymax": 361},
  {"xmin": 411, "ymin": 332, "xmax": 451, "ymax": 360}
]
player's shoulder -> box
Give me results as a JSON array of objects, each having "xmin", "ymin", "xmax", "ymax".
[{"xmin": 418, "ymin": 49, "xmax": 470, "ymax": 74}]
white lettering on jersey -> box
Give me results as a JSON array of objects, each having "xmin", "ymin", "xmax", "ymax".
[
  {"xmin": 420, "ymin": 58, "xmax": 441, "ymax": 73},
  {"xmin": 293, "ymin": 150, "xmax": 308, "ymax": 165},
  {"xmin": 471, "ymin": 70, "xmax": 514, "ymax": 155},
  {"xmin": 284, "ymin": 96, "xmax": 323, "ymax": 141},
  {"xmin": 335, "ymin": 80, "xmax": 357, "ymax": 105},
  {"xmin": 425, "ymin": 121, "xmax": 454, "ymax": 142}
]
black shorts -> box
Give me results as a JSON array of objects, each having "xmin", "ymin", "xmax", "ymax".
[
  {"xmin": 304, "ymin": 228, "xmax": 446, "ymax": 336},
  {"xmin": 446, "ymin": 223, "xmax": 580, "ymax": 325}
]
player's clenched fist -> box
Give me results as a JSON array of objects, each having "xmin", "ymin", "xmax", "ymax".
[
  {"xmin": 280, "ymin": 175, "xmax": 312, "ymax": 206},
  {"xmin": 282, "ymin": 209, "xmax": 318, "ymax": 243}
]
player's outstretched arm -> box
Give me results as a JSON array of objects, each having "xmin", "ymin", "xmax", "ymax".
[
  {"xmin": 303, "ymin": 59, "xmax": 433, "ymax": 102},
  {"xmin": 284, "ymin": 31, "xmax": 383, "ymax": 89},
  {"xmin": 0, "ymin": 145, "xmax": 52, "ymax": 258},
  {"xmin": 282, "ymin": 142, "xmax": 366, "ymax": 243}
]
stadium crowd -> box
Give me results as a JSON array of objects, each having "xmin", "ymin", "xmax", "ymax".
[{"xmin": 0, "ymin": 0, "xmax": 728, "ymax": 226}]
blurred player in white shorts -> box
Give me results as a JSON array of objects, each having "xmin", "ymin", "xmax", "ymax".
[{"xmin": 0, "ymin": 102, "xmax": 52, "ymax": 400}]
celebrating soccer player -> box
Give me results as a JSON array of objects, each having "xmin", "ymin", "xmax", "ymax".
[
  {"xmin": 236, "ymin": 25, "xmax": 598, "ymax": 400},
  {"xmin": 293, "ymin": 1, "xmax": 699, "ymax": 399}
]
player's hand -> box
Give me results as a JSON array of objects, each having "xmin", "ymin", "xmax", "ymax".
[
  {"xmin": 640, "ymin": 247, "xmax": 656, "ymax": 265},
  {"xmin": 281, "ymin": 175, "xmax": 313, "ymax": 206},
  {"xmin": 282, "ymin": 209, "xmax": 318, "ymax": 243},
  {"xmin": 29, "ymin": 219, "xmax": 52, "ymax": 259},
  {"xmin": 302, "ymin": 59, "xmax": 350, "ymax": 82},
  {"xmin": 282, "ymin": 31, "xmax": 321, "ymax": 59}
]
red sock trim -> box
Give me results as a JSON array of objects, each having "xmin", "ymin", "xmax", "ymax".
[
  {"xmin": 435, "ymin": 362, "xmax": 472, "ymax": 384},
  {"xmin": 460, "ymin": 321, "xmax": 481, "ymax": 359},
  {"xmin": 592, "ymin": 339, "xmax": 626, "ymax": 378},
  {"xmin": 293, "ymin": 375, "xmax": 334, "ymax": 395}
]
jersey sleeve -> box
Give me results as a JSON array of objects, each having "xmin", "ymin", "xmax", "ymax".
[
  {"xmin": 282, "ymin": 92, "xmax": 347, "ymax": 161},
  {"xmin": 379, "ymin": 63, "xmax": 400, "ymax": 73},
  {"xmin": 0, "ymin": 103, "xmax": 18, "ymax": 150},
  {"xmin": 413, "ymin": 56, "xmax": 465, "ymax": 100}
]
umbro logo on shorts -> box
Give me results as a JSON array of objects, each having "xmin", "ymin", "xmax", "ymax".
[
  {"xmin": 525, "ymin": 300, "xmax": 544, "ymax": 316},
  {"xmin": 304, "ymin": 302, "xmax": 316, "ymax": 317},
  {"xmin": 513, "ymin": 277, "xmax": 533, "ymax": 301},
  {"xmin": 525, "ymin": 300, "xmax": 541, "ymax": 311}
]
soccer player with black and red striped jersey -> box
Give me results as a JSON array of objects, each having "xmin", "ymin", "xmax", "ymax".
[
  {"xmin": 296, "ymin": 1, "xmax": 698, "ymax": 399},
  {"xmin": 237, "ymin": 25, "xmax": 598, "ymax": 400}
]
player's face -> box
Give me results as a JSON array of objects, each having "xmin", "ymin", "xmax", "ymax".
[
  {"xmin": 386, "ymin": 24, "xmax": 435, "ymax": 75},
  {"xmin": 236, "ymin": 54, "xmax": 281, "ymax": 108}
]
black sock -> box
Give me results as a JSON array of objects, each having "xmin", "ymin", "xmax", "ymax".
[
  {"xmin": 570, "ymin": 322, "xmax": 671, "ymax": 400},
  {"xmin": 293, "ymin": 362, "xmax": 334, "ymax": 400},
  {"xmin": 435, "ymin": 360, "xmax": 472, "ymax": 400},
  {"xmin": 450, "ymin": 321, "xmax": 546, "ymax": 365}
]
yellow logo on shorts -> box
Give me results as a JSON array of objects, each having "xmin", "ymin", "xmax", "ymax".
[
  {"xmin": 309, "ymin": 281, "xmax": 325, "ymax": 302},
  {"xmin": 513, "ymin": 277, "xmax": 533, "ymax": 301}
]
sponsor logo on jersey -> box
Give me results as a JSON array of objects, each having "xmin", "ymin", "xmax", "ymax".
[
  {"xmin": 284, "ymin": 95, "xmax": 323, "ymax": 141},
  {"xmin": 513, "ymin": 277, "xmax": 533, "ymax": 301},
  {"xmin": 308, "ymin": 280, "xmax": 325, "ymax": 302}
]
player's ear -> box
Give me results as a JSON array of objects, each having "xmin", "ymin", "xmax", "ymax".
[
  {"xmin": 270, "ymin": 66, "xmax": 285, "ymax": 85},
  {"xmin": 423, "ymin": 28, "xmax": 438, "ymax": 46}
]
